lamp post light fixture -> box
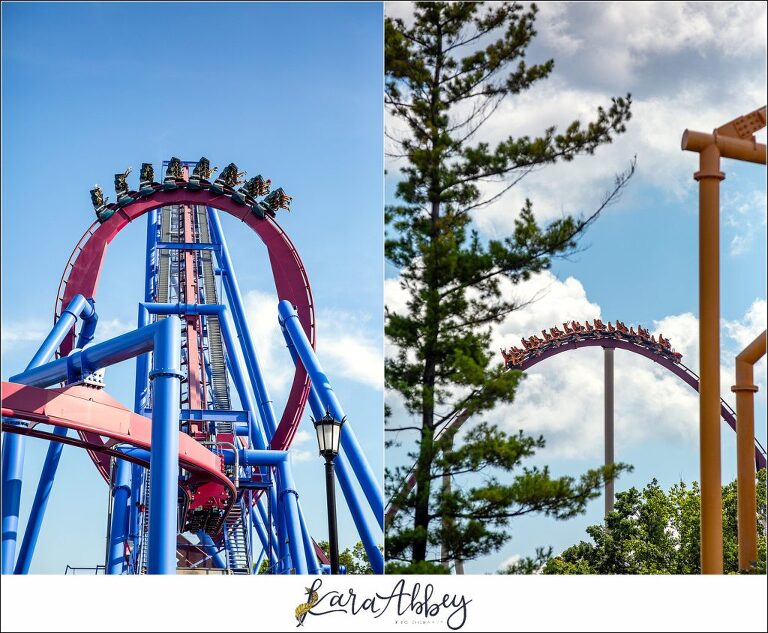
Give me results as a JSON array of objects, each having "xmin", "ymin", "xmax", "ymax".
[{"xmin": 312, "ymin": 411, "xmax": 345, "ymax": 574}]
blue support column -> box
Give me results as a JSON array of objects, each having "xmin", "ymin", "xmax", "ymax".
[
  {"xmin": 275, "ymin": 489, "xmax": 288, "ymax": 572},
  {"xmin": 13, "ymin": 426, "xmax": 66, "ymax": 575},
  {"xmin": 278, "ymin": 300, "xmax": 383, "ymax": 527},
  {"xmin": 277, "ymin": 460, "xmax": 308, "ymax": 574},
  {"xmin": 106, "ymin": 460, "xmax": 131, "ymax": 574},
  {"xmin": 255, "ymin": 494, "xmax": 279, "ymax": 563},
  {"xmin": 197, "ymin": 530, "xmax": 226, "ymax": 569},
  {"xmin": 253, "ymin": 546, "xmax": 266, "ymax": 575},
  {"xmin": 147, "ymin": 316, "xmax": 182, "ymax": 574},
  {"xmin": 1, "ymin": 434, "xmax": 25, "ymax": 575},
  {"xmin": 6, "ymin": 316, "xmax": 184, "ymax": 576},
  {"xmin": 298, "ymin": 500, "xmax": 321, "ymax": 574},
  {"xmin": 5, "ymin": 294, "xmax": 96, "ymax": 574}
]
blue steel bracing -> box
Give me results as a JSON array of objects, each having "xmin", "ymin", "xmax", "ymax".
[
  {"xmin": 197, "ymin": 530, "xmax": 227, "ymax": 569},
  {"xmin": 220, "ymin": 449, "xmax": 308, "ymax": 574},
  {"xmin": 13, "ymin": 426, "xmax": 67, "ymax": 575},
  {"xmin": 249, "ymin": 503, "xmax": 274, "ymax": 566},
  {"xmin": 6, "ymin": 294, "xmax": 98, "ymax": 574},
  {"xmin": 280, "ymin": 325, "xmax": 384, "ymax": 574},
  {"xmin": 275, "ymin": 487, "xmax": 289, "ymax": 573},
  {"xmin": 298, "ymin": 499, "xmax": 322, "ymax": 574},
  {"xmin": 128, "ymin": 301, "xmax": 152, "ymax": 574},
  {"xmin": 253, "ymin": 545, "xmax": 266, "ymax": 575},
  {"xmin": 278, "ymin": 300, "xmax": 384, "ymax": 528},
  {"xmin": 121, "ymin": 302, "xmax": 301, "ymax": 575},
  {"xmin": 106, "ymin": 460, "xmax": 131, "ymax": 574},
  {"xmin": 253, "ymin": 496, "xmax": 279, "ymax": 566},
  {"xmin": 144, "ymin": 300, "xmax": 282, "ymax": 562},
  {"xmin": 1, "ymin": 431, "xmax": 26, "ymax": 575},
  {"xmin": 304, "ymin": 380, "xmax": 384, "ymax": 574}
]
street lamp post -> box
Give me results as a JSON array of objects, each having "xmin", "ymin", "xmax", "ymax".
[{"xmin": 312, "ymin": 411, "xmax": 345, "ymax": 574}]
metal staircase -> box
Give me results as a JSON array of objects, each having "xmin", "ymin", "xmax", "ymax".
[
  {"xmin": 157, "ymin": 208, "xmax": 171, "ymax": 304},
  {"xmin": 222, "ymin": 500, "xmax": 251, "ymax": 574}
]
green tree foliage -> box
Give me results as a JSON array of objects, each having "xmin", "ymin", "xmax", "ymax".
[
  {"xmin": 501, "ymin": 471, "xmax": 767, "ymax": 574},
  {"xmin": 257, "ymin": 541, "xmax": 377, "ymax": 574},
  {"xmin": 385, "ymin": 1, "xmax": 635, "ymax": 571},
  {"xmin": 316, "ymin": 540, "xmax": 378, "ymax": 575}
]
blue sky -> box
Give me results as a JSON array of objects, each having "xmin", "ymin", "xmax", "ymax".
[
  {"xmin": 385, "ymin": 2, "xmax": 766, "ymax": 573},
  {"xmin": 1, "ymin": 2, "xmax": 383, "ymax": 573}
]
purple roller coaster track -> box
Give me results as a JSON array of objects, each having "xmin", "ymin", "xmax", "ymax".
[{"xmin": 386, "ymin": 322, "xmax": 767, "ymax": 525}]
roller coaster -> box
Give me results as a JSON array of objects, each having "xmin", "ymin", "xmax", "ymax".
[
  {"xmin": 386, "ymin": 320, "xmax": 767, "ymax": 525},
  {"xmin": 1, "ymin": 157, "xmax": 384, "ymax": 575}
]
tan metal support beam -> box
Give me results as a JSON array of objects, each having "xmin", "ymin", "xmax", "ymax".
[
  {"xmin": 681, "ymin": 131, "xmax": 766, "ymax": 165},
  {"xmin": 732, "ymin": 330, "xmax": 766, "ymax": 572},
  {"xmin": 681, "ymin": 105, "xmax": 766, "ymax": 575}
]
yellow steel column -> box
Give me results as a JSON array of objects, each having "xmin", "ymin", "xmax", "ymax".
[
  {"xmin": 732, "ymin": 330, "xmax": 766, "ymax": 571},
  {"xmin": 695, "ymin": 144, "xmax": 725, "ymax": 574}
]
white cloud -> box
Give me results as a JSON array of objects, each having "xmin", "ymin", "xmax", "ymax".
[
  {"xmin": 89, "ymin": 318, "xmax": 133, "ymax": 343},
  {"xmin": 290, "ymin": 430, "xmax": 319, "ymax": 464},
  {"xmin": 723, "ymin": 299, "xmax": 767, "ymax": 351},
  {"xmin": 574, "ymin": 2, "xmax": 766, "ymax": 64},
  {"xmin": 243, "ymin": 289, "xmax": 296, "ymax": 394},
  {"xmin": 316, "ymin": 309, "xmax": 383, "ymax": 390},
  {"xmin": 291, "ymin": 448, "xmax": 315, "ymax": 464},
  {"xmin": 536, "ymin": 2, "xmax": 583, "ymax": 55},
  {"xmin": 723, "ymin": 190, "xmax": 768, "ymax": 256},
  {"xmin": 499, "ymin": 553, "xmax": 522, "ymax": 570},
  {"xmin": 292, "ymin": 429, "xmax": 313, "ymax": 446},
  {"xmin": 384, "ymin": 1, "xmax": 416, "ymax": 26},
  {"xmin": 384, "ymin": 0, "xmax": 763, "ymax": 64},
  {"xmin": 1, "ymin": 319, "xmax": 49, "ymax": 346}
]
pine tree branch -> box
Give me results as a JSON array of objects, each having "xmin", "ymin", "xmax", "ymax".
[{"xmin": 438, "ymin": 157, "xmax": 636, "ymax": 300}]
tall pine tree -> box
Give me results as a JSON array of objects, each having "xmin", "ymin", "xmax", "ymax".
[{"xmin": 385, "ymin": 2, "xmax": 635, "ymax": 572}]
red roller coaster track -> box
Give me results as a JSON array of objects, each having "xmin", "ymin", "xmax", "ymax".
[{"xmin": 51, "ymin": 188, "xmax": 315, "ymax": 484}]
